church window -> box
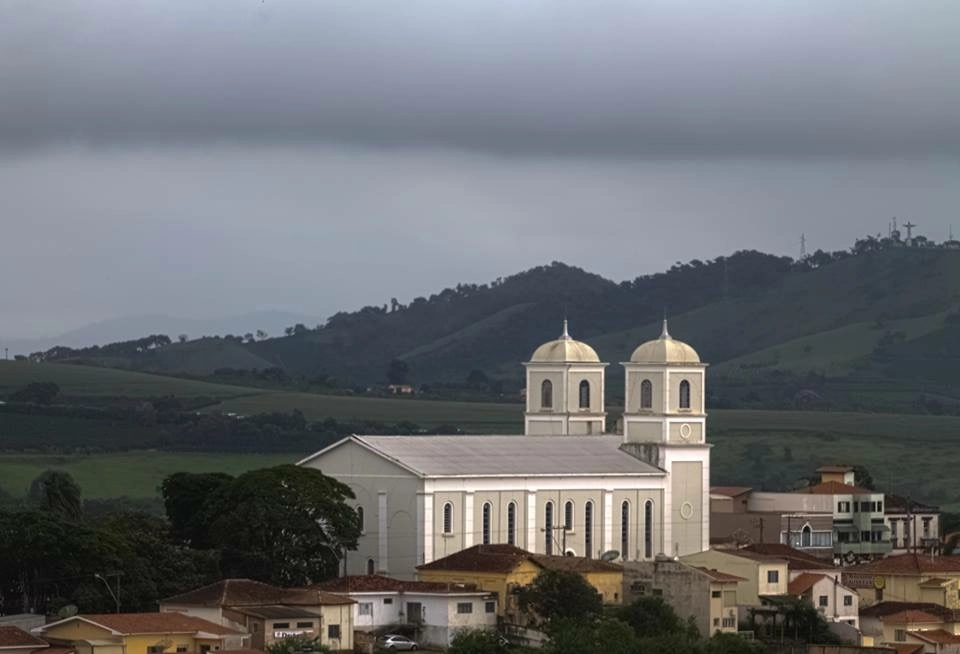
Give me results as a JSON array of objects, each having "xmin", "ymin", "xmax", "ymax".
[
  {"xmin": 443, "ymin": 502, "xmax": 453, "ymax": 534},
  {"xmin": 507, "ymin": 502, "xmax": 517, "ymax": 545},
  {"xmin": 482, "ymin": 502, "xmax": 492, "ymax": 545},
  {"xmin": 564, "ymin": 501, "xmax": 574, "ymax": 530},
  {"xmin": 356, "ymin": 506, "xmax": 364, "ymax": 533},
  {"xmin": 366, "ymin": 558, "xmax": 375, "ymax": 575},
  {"xmin": 621, "ymin": 501, "xmax": 630, "ymax": 560},
  {"xmin": 545, "ymin": 502, "xmax": 555, "ymax": 554},
  {"xmin": 578, "ymin": 380, "xmax": 590, "ymax": 409},
  {"xmin": 541, "ymin": 380, "xmax": 553, "ymax": 409},
  {"xmin": 644, "ymin": 500, "xmax": 654, "ymax": 559},
  {"xmin": 640, "ymin": 380, "xmax": 653, "ymax": 409},
  {"xmin": 679, "ymin": 380, "xmax": 691, "ymax": 409},
  {"xmin": 584, "ymin": 501, "xmax": 593, "ymax": 558}
]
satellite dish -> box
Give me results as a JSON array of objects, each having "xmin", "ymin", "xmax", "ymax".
[
  {"xmin": 57, "ymin": 604, "xmax": 79, "ymax": 619},
  {"xmin": 600, "ymin": 550, "xmax": 620, "ymax": 562}
]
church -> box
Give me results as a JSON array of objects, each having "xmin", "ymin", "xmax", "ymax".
[{"xmin": 297, "ymin": 320, "xmax": 710, "ymax": 578}]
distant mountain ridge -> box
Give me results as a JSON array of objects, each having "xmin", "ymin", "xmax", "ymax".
[{"xmin": 20, "ymin": 247, "xmax": 960, "ymax": 413}]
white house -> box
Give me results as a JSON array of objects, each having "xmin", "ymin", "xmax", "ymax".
[
  {"xmin": 297, "ymin": 321, "xmax": 711, "ymax": 579},
  {"xmin": 787, "ymin": 573, "xmax": 859, "ymax": 629}
]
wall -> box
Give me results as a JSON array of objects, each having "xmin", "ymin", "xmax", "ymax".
[
  {"xmin": 318, "ymin": 604, "xmax": 353, "ymax": 652},
  {"xmin": 681, "ymin": 551, "xmax": 787, "ymax": 606},
  {"xmin": 623, "ymin": 560, "xmax": 711, "ymax": 637}
]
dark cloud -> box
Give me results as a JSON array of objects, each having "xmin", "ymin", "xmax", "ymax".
[{"xmin": 1, "ymin": 0, "xmax": 958, "ymax": 156}]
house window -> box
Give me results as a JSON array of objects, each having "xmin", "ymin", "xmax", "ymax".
[
  {"xmin": 443, "ymin": 502, "xmax": 453, "ymax": 534},
  {"xmin": 923, "ymin": 518, "xmax": 932, "ymax": 538},
  {"xmin": 358, "ymin": 603, "xmax": 373, "ymax": 616},
  {"xmin": 579, "ymin": 380, "xmax": 590, "ymax": 409},
  {"xmin": 877, "ymin": 501, "xmax": 882, "ymax": 512},
  {"xmin": 541, "ymin": 380, "xmax": 553, "ymax": 409},
  {"xmin": 564, "ymin": 501, "xmax": 574, "ymax": 530},
  {"xmin": 713, "ymin": 618, "xmax": 720, "ymax": 626},
  {"xmin": 383, "ymin": 598, "xmax": 393, "ymax": 605},
  {"xmin": 273, "ymin": 623, "xmax": 290, "ymax": 629},
  {"xmin": 507, "ymin": 502, "xmax": 517, "ymax": 545},
  {"xmin": 818, "ymin": 595, "xmax": 828, "ymax": 607},
  {"xmin": 328, "ymin": 625, "xmax": 341, "ymax": 640},
  {"xmin": 890, "ymin": 521, "xmax": 898, "ymax": 538},
  {"xmin": 485, "ymin": 601, "xmax": 496, "ymax": 613},
  {"xmin": 457, "ymin": 602, "xmax": 473, "ymax": 614},
  {"xmin": 767, "ymin": 570, "xmax": 779, "ymax": 584},
  {"xmin": 861, "ymin": 530, "xmax": 870, "ymax": 542},
  {"xmin": 584, "ymin": 501, "xmax": 593, "ymax": 558},
  {"xmin": 722, "ymin": 617, "xmax": 736, "ymax": 628},
  {"xmin": 482, "ymin": 502, "xmax": 492, "ymax": 545},
  {"xmin": 837, "ymin": 501, "xmax": 850, "ymax": 513},
  {"xmin": 876, "ymin": 588, "xmax": 884, "ymax": 601},
  {"xmin": 895, "ymin": 629, "xmax": 906, "ymax": 642},
  {"xmin": 679, "ymin": 380, "xmax": 691, "ymax": 409},
  {"xmin": 712, "ymin": 590, "xmax": 722, "ymax": 598},
  {"xmin": 148, "ymin": 647, "xmax": 165, "ymax": 654},
  {"xmin": 621, "ymin": 501, "xmax": 630, "ymax": 559},
  {"xmin": 296, "ymin": 621, "xmax": 313, "ymax": 629},
  {"xmin": 644, "ymin": 500, "xmax": 654, "ymax": 559},
  {"xmin": 545, "ymin": 501, "xmax": 555, "ymax": 554},
  {"xmin": 176, "ymin": 647, "xmax": 187, "ymax": 653},
  {"xmin": 640, "ymin": 380, "xmax": 653, "ymax": 409},
  {"xmin": 367, "ymin": 558, "xmax": 375, "ymax": 575},
  {"xmin": 251, "ymin": 624, "xmax": 259, "ymax": 633},
  {"xmin": 843, "ymin": 595, "xmax": 853, "ymax": 606}
]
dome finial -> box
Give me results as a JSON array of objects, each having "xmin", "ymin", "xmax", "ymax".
[
  {"xmin": 660, "ymin": 314, "xmax": 672, "ymax": 340},
  {"xmin": 561, "ymin": 318, "xmax": 571, "ymax": 340}
]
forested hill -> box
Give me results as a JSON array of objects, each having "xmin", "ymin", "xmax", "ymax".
[{"xmin": 29, "ymin": 245, "xmax": 960, "ymax": 413}]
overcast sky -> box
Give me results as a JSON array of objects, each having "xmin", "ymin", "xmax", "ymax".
[{"xmin": 2, "ymin": 0, "xmax": 958, "ymax": 337}]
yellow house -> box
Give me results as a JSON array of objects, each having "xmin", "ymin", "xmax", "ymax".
[
  {"xmin": 33, "ymin": 613, "xmax": 247, "ymax": 654},
  {"xmin": 841, "ymin": 554, "xmax": 960, "ymax": 608},
  {"xmin": 415, "ymin": 544, "xmax": 623, "ymax": 623}
]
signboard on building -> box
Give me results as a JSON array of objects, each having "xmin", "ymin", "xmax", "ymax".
[{"xmin": 841, "ymin": 573, "xmax": 885, "ymax": 589}]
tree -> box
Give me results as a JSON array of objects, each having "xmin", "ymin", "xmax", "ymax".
[
  {"xmin": 518, "ymin": 570, "xmax": 602, "ymax": 626},
  {"xmin": 266, "ymin": 635, "xmax": 331, "ymax": 654},
  {"xmin": 201, "ymin": 465, "xmax": 361, "ymax": 585},
  {"xmin": 613, "ymin": 596, "xmax": 698, "ymax": 640},
  {"xmin": 543, "ymin": 617, "xmax": 638, "ymax": 654},
  {"xmin": 9, "ymin": 381, "xmax": 60, "ymax": 404},
  {"xmin": 386, "ymin": 358, "xmax": 410, "ymax": 385},
  {"xmin": 178, "ymin": 334, "xmax": 189, "ymax": 343},
  {"xmin": 449, "ymin": 628, "xmax": 509, "ymax": 654},
  {"xmin": 704, "ymin": 633, "xmax": 765, "ymax": 654},
  {"xmin": 467, "ymin": 369, "xmax": 490, "ymax": 386},
  {"xmin": 256, "ymin": 329, "xmax": 268, "ymax": 340},
  {"xmin": 161, "ymin": 472, "xmax": 234, "ymax": 547},
  {"xmin": 28, "ymin": 470, "xmax": 82, "ymax": 520}
]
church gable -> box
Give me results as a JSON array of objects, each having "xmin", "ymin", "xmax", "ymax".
[{"xmin": 298, "ymin": 436, "xmax": 422, "ymax": 480}]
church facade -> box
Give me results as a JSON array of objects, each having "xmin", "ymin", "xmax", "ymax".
[{"xmin": 298, "ymin": 321, "xmax": 710, "ymax": 579}]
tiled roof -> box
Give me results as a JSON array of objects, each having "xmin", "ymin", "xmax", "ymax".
[
  {"xmin": 891, "ymin": 645, "xmax": 924, "ymax": 654},
  {"xmin": 739, "ymin": 544, "xmax": 834, "ymax": 571},
  {"xmin": 880, "ymin": 610, "xmax": 943, "ymax": 625},
  {"xmin": 231, "ymin": 606, "xmax": 318, "ymax": 620},
  {"xmin": 909, "ymin": 630, "xmax": 960, "ymax": 645},
  {"xmin": 845, "ymin": 554, "xmax": 960, "ymax": 575},
  {"xmin": 723, "ymin": 549, "xmax": 785, "ymax": 564},
  {"xmin": 278, "ymin": 589, "xmax": 355, "ymax": 606},
  {"xmin": 693, "ymin": 567, "xmax": 744, "ymax": 583},
  {"xmin": 793, "ymin": 481, "xmax": 873, "ymax": 495},
  {"xmin": 42, "ymin": 647, "xmax": 74, "ymax": 654},
  {"xmin": 710, "ymin": 486, "xmax": 752, "ymax": 498},
  {"xmin": 884, "ymin": 494, "xmax": 939, "ymax": 513},
  {"xmin": 0, "ymin": 627, "xmax": 47, "ymax": 648},
  {"xmin": 162, "ymin": 579, "xmax": 287, "ymax": 607},
  {"xmin": 311, "ymin": 575, "xmax": 479, "ymax": 594},
  {"xmin": 860, "ymin": 602, "xmax": 957, "ymax": 620},
  {"xmin": 917, "ymin": 577, "xmax": 951, "ymax": 588},
  {"xmin": 788, "ymin": 573, "xmax": 828, "ymax": 596},
  {"xmin": 41, "ymin": 614, "xmax": 244, "ymax": 636},
  {"xmin": 417, "ymin": 544, "xmax": 622, "ymax": 575}
]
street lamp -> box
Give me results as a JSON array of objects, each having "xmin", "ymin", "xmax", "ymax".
[{"xmin": 94, "ymin": 573, "xmax": 121, "ymax": 613}]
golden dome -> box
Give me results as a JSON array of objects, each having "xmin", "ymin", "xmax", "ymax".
[
  {"xmin": 529, "ymin": 320, "xmax": 601, "ymax": 363},
  {"xmin": 630, "ymin": 320, "xmax": 701, "ymax": 364}
]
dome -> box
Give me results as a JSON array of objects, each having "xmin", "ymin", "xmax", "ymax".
[
  {"xmin": 630, "ymin": 320, "xmax": 700, "ymax": 364},
  {"xmin": 529, "ymin": 320, "xmax": 601, "ymax": 363}
]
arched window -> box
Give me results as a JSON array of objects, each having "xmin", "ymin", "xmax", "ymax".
[
  {"xmin": 443, "ymin": 502, "xmax": 453, "ymax": 534},
  {"xmin": 541, "ymin": 380, "xmax": 553, "ymax": 409},
  {"xmin": 356, "ymin": 506, "xmax": 364, "ymax": 532},
  {"xmin": 545, "ymin": 501, "xmax": 554, "ymax": 554},
  {"xmin": 640, "ymin": 379, "xmax": 653, "ymax": 409},
  {"xmin": 679, "ymin": 380, "xmax": 691, "ymax": 409},
  {"xmin": 578, "ymin": 380, "xmax": 590, "ymax": 409},
  {"xmin": 564, "ymin": 501, "xmax": 574, "ymax": 530},
  {"xmin": 801, "ymin": 524, "xmax": 812, "ymax": 548},
  {"xmin": 366, "ymin": 558, "xmax": 375, "ymax": 575},
  {"xmin": 621, "ymin": 501, "xmax": 630, "ymax": 560},
  {"xmin": 644, "ymin": 500, "xmax": 654, "ymax": 559},
  {"xmin": 482, "ymin": 502, "xmax": 492, "ymax": 545},
  {"xmin": 507, "ymin": 502, "xmax": 517, "ymax": 546},
  {"xmin": 584, "ymin": 501, "xmax": 594, "ymax": 558}
]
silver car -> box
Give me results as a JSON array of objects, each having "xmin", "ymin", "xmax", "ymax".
[{"xmin": 378, "ymin": 634, "xmax": 418, "ymax": 651}]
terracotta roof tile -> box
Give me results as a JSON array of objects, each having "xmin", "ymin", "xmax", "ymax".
[
  {"xmin": 846, "ymin": 554, "xmax": 960, "ymax": 575},
  {"xmin": 917, "ymin": 577, "xmax": 951, "ymax": 588},
  {"xmin": 793, "ymin": 481, "xmax": 873, "ymax": 495},
  {"xmin": 739, "ymin": 544, "xmax": 834, "ymax": 571},
  {"xmin": 42, "ymin": 647, "xmax": 74, "ymax": 654},
  {"xmin": 693, "ymin": 567, "xmax": 745, "ymax": 583},
  {"xmin": 891, "ymin": 645, "xmax": 924, "ymax": 654},
  {"xmin": 880, "ymin": 610, "xmax": 943, "ymax": 625},
  {"xmin": 860, "ymin": 602, "xmax": 957, "ymax": 620},
  {"xmin": 788, "ymin": 573, "xmax": 828, "ymax": 596},
  {"xmin": 46, "ymin": 614, "xmax": 245, "ymax": 636},
  {"xmin": 162, "ymin": 579, "xmax": 287, "ymax": 607},
  {"xmin": 909, "ymin": 630, "xmax": 960, "ymax": 645},
  {"xmin": 710, "ymin": 487, "xmax": 753, "ymax": 498},
  {"xmin": 529, "ymin": 554, "xmax": 622, "ymax": 574},
  {"xmin": 310, "ymin": 575, "xmax": 479, "ymax": 594},
  {"xmin": 416, "ymin": 544, "xmax": 622, "ymax": 575},
  {"xmin": 0, "ymin": 627, "xmax": 47, "ymax": 648}
]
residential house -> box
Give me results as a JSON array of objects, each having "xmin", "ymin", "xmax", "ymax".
[
  {"xmin": 622, "ymin": 557, "xmax": 743, "ymax": 637},
  {"xmin": 885, "ymin": 496, "xmax": 941, "ymax": 555},
  {"xmin": 787, "ymin": 573, "xmax": 859, "ymax": 628},
  {"xmin": 32, "ymin": 613, "xmax": 247, "ymax": 654},
  {"xmin": 858, "ymin": 602, "xmax": 959, "ymax": 648},
  {"xmin": 878, "ymin": 610, "xmax": 960, "ymax": 652},
  {"xmin": 0, "ymin": 626, "xmax": 50, "ymax": 654},
  {"xmin": 841, "ymin": 555, "xmax": 960, "ymax": 608},
  {"xmin": 680, "ymin": 549, "xmax": 789, "ymax": 608},
  {"xmin": 415, "ymin": 544, "xmax": 623, "ymax": 623},
  {"xmin": 311, "ymin": 575, "xmax": 497, "ymax": 649},
  {"xmin": 160, "ymin": 579, "xmax": 355, "ymax": 653}
]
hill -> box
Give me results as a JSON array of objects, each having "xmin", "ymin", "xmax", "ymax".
[{"xmin": 21, "ymin": 246, "xmax": 960, "ymax": 413}]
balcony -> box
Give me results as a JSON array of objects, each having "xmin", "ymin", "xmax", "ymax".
[{"xmin": 834, "ymin": 540, "xmax": 892, "ymax": 556}]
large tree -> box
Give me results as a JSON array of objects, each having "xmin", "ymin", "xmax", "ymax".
[
  {"xmin": 199, "ymin": 465, "xmax": 360, "ymax": 585},
  {"xmin": 28, "ymin": 470, "xmax": 83, "ymax": 520},
  {"xmin": 162, "ymin": 472, "xmax": 234, "ymax": 547},
  {"xmin": 517, "ymin": 570, "xmax": 602, "ymax": 627}
]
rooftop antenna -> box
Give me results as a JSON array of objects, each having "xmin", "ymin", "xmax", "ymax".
[{"xmin": 951, "ymin": 225, "xmax": 954, "ymax": 241}]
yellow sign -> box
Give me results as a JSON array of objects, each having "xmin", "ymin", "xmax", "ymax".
[{"xmin": 874, "ymin": 576, "xmax": 886, "ymax": 590}]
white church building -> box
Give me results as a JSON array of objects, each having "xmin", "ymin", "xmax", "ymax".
[{"xmin": 298, "ymin": 321, "xmax": 710, "ymax": 579}]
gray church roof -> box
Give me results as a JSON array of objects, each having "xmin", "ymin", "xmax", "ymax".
[{"xmin": 309, "ymin": 435, "xmax": 665, "ymax": 478}]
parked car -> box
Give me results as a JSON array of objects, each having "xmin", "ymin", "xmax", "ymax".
[{"xmin": 378, "ymin": 634, "xmax": 418, "ymax": 651}]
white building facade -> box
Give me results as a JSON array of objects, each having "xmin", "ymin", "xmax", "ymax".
[{"xmin": 298, "ymin": 321, "xmax": 711, "ymax": 578}]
